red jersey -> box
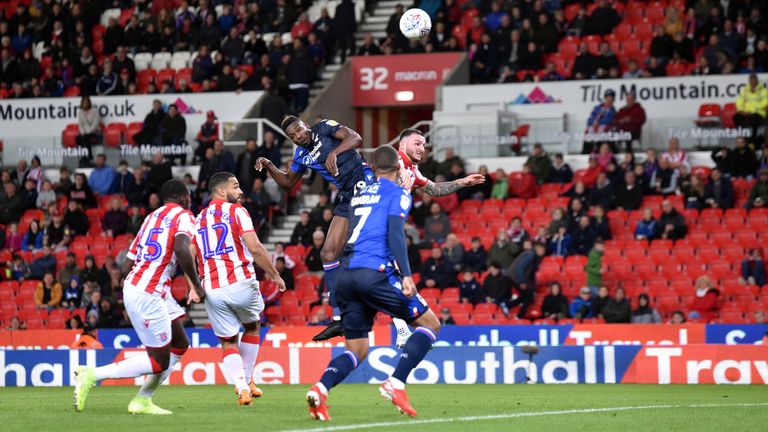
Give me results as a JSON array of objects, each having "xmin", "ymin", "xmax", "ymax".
[
  {"xmin": 125, "ymin": 203, "xmax": 195, "ymax": 296},
  {"xmin": 194, "ymin": 200, "xmax": 256, "ymax": 290},
  {"xmin": 397, "ymin": 150, "xmax": 429, "ymax": 191}
]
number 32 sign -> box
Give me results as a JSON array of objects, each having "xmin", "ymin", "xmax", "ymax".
[{"xmin": 351, "ymin": 53, "xmax": 463, "ymax": 107}]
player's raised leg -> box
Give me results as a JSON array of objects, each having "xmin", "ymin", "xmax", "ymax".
[
  {"xmin": 380, "ymin": 309, "xmax": 441, "ymax": 417},
  {"xmin": 312, "ymin": 214, "xmax": 348, "ymax": 341},
  {"xmin": 74, "ymin": 289, "xmax": 171, "ymax": 412},
  {"xmin": 128, "ymin": 315, "xmax": 189, "ymax": 415}
]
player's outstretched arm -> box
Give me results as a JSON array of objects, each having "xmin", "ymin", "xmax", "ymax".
[
  {"xmin": 422, "ymin": 174, "xmax": 485, "ymax": 196},
  {"xmin": 174, "ymin": 234, "xmax": 205, "ymax": 303},
  {"xmin": 326, "ymin": 126, "xmax": 363, "ymax": 176},
  {"xmin": 255, "ymin": 157, "xmax": 302, "ymax": 190},
  {"xmin": 242, "ymin": 231, "xmax": 287, "ymax": 292}
]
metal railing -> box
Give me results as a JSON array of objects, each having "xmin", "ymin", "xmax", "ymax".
[{"xmin": 218, "ymin": 118, "xmax": 289, "ymax": 147}]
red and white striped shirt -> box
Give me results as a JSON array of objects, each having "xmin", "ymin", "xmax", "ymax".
[
  {"xmin": 397, "ymin": 150, "xmax": 429, "ymax": 191},
  {"xmin": 125, "ymin": 203, "xmax": 195, "ymax": 296},
  {"xmin": 194, "ymin": 200, "xmax": 256, "ymax": 290}
]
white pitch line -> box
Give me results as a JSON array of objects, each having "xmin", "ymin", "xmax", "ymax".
[{"xmin": 280, "ymin": 402, "xmax": 768, "ymax": 432}]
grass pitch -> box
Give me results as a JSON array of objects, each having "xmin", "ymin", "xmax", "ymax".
[{"xmin": 1, "ymin": 384, "xmax": 767, "ymax": 431}]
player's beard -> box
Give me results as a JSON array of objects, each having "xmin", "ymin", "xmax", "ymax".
[{"xmin": 226, "ymin": 192, "xmax": 243, "ymax": 204}]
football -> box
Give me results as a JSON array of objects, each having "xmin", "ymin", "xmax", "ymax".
[{"xmin": 399, "ymin": 8, "xmax": 432, "ymax": 41}]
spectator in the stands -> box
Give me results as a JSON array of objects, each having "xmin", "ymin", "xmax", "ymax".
[
  {"xmin": 76, "ymin": 95, "xmax": 101, "ymax": 165},
  {"xmin": 740, "ymin": 249, "xmax": 766, "ymax": 287},
  {"xmin": 10, "ymin": 253, "xmax": 30, "ymax": 281},
  {"xmin": 670, "ymin": 310, "xmax": 687, "ymax": 324},
  {"xmin": 581, "ymin": 156, "xmax": 604, "ymax": 188},
  {"xmin": 111, "ymin": 161, "xmax": 135, "ymax": 196},
  {"xmin": 601, "ymin": 287, "xmax": 631, "ymax": 323},
  {"xmin": 506, "ymin": 217, "xmax": 529, "ymax": 247},
  {"xmin": 5, "ymin": 223, "xmax": 23, "ymax": 251},
  {"xmin": 259, "ymin": 130, "xmax": 283, "ymax": 168},
  {"xmin": 586, "ymin": 239, "xmax": 604, "ymax": 288},
  {"xmin": 567, "ymin": 199, "xmax": 587, "ymax": 232},
  {"xmin": 571, "ymin": 41, "xmax": 597, "ymax": 79},
  {"xmin": 194, "ymin": 111, "xmax": 219, "ymax": 163},
  {"xmin": 271, "ymin": 242, "xmax": 296, "ymax": 271},
  {"xmin": 680, "ymin": 173, "xmax": 706, "ymax": 209},
  {"xmin": 35, "ymin": 272, "xmax": 62, "ymax": 309},
  {"xmin": 305, "ymin": 230, "xmax": 325, "ymax": 272},
  {"xmin": 632, "ymin": 294, "xmax": 662, "ymax": 323},
  {"xmin": 526, "ymin": 143, "xmax": 553, "ymax": 183},
  {"xmin": 595, "ymin": 42, "xmax": 619, "ymax": 77},
  {"xmin": 419, "ymin": 246, "xmax": 455, "ymax": 290},
  {"xmin": 651, "ymin": 157, "xmax": 678, "ymax": 196},
  {"xmin": 21, "ymin": 219, "xmax": 44, "ymax": 252},
  {"xmin": 592, "ymin": 205, "xmax": 611, "ymax": 240},
  {"xmin": 212, "ymin": 140, "xmax": 236, "ymax": 174},
  {"xmin": 480, "ymin": 262, "xmax": 511, "ymax": 309},
  {"xmin": 586, "ymin": 0, "xmax": 620, "ymax": 36},
  {"xmin": 471, "ymin": 32, "xmax": 498, "ymax": 83},
  {"xmin": 747, "ymin": 168, "xmax": 768, "ymax": 209},
  {"xmin": 291, "ymin": 211, "xmax": 314, "ymax": 247},
  {"xmin": 507, "ymin": 242, "xmax": 546, "ymax": 318},
  {"xmin": 612, "ymin": 92, "xmax": 646, "ymax": 152},
  {"xmin": 548, "ymin": 153, "xmax": 573, "ymax": 184},
  {"xmin": 124, "ymin": 166, "xmax": 149, "ymax": 207},
  {"xmin": 69, "ymin": 173, "xmax": 96, "ymax": 208},
  {"xmin": 29, "ymin": 246, "xmax": 56, "ymax": 280},
  {"xmin": 439, "ymin": 307, "xmax": 456, "ymax": 325},
  {"xmin": 550, "ymin": 224, "xmax": 571, "ymax": 257},
  {"xmin": 462, "ymin": 237, "xmax": 488, "ymax": 273},
  {"xmin": 591, "ymin": 285, "xmax": 611, "ymax": 317},
  {"xmin": 61, "ymin": 276, "xmax": 83, "ymax": 310},
  {"xmin": 563, "ymin": 181, "xmax": 589, "ymax": 208},
  {"xmin": 45, "ymin": 211, "xmax": 69, "ymax": 251},
  {"xmin": 509, "ymin": 164, "xmax": 538, "ymax": 199},
  {"xmin": 236, "ymin": 140, "xmax": 260, "ymax": 194},
  {"xmin": 459, "ymin": 269, "xmax": 481, "ymax": 305},
  {"xmin": 334, "ymin": 0, "xmax": 357, "ymax": 64},
  {"xmin": 407, "ymin": 236, "xmax": 422, "ymax": 274},
  {"xmin": 96, "ymin": 59, "xmax": 118, "ymax": 96},
  {"xmin": 160, "ymin": 104, "xmax": 187, "ymax": 162},
  {"xmin": 147, "ymin": 193, "xmax": 162, "ymax": 212},
  {"xmin": 101, "ymin": 198, "xmax": 127, "ymax": 237},
  {"xmin": 588, "ymin": 172, "xmax": 614, "ymax": 209},
  {"xmin": 570, "ymin": 287, "xmax": 594, "ymax": 320},
  {"xmin": 572, "ymin": 216, "xmax": 597, "ymax": 256},
  {"xmin": 690, "ymin": 275, "xmax": 720, "ymax": 322},
  {"xmin": 490, "ymin": 168, "xmax": 509, "ymax": 199},
  {"xmin": 487, "ymin": 229, "xmax": 517, "ymax": 270},
  {"xmin": 437, "ymin": 148, "xmax": 465, "ymax": 178},
  {"xmin": 20, "ymin": 179, "xmax": 38, "ymax": 211},
  {"xmin": 704, "ymin": 167, "xmax": 735, "ymax": 209},
  {"xmin": 64, "ymin": 200, "xmax": 89, "ymax": 237},
  {"xmin": 147, "ymin": 153, "xmax": 173, "ymax": 194},
  {"xmin": 731, "ymin": 137, "xmax": 759, "ymax": 178},
  {"xmin": 541, "ymin": 282, "xmax": 568, "ymax": 321},
  {"xmin": 244, "ymin": 178, "xmax": 271, "ymax": 231},
  {"xmin": 614, "ymin": 171, "xmax": 643, "ymax": 210},
  {"xmin": 275, "ymin": 257, "xmax": 295, "ymax": 291},
  {"xmin": 584, "ymin": 90, "xmax": 616, "ymax": 153},
  {"xmin": 423, "ymin": 202, "xmax": 451, "ymax": 246},
  {"xmin": 126, "ymin": 206, "xmax": 144, "ymax": 236},
  {"xmin": 58, "ymin": 252, "xmax": 81, "ymax": 288},
  {"xmin": 442, "ymin": 234, "xmax": 465, "ymax": 273},
  {"xmin": 635, "ymin": 208, "xmax": 659, "ymax": 241},
  {"xmin": 660, "ymin": 137, "xmax": 689, "ymax": 172},
  {"xmin": 133, "ymin": 100, "xmax": 166, "ymax": 145},
  {"xmin": 659, "ymin": 200, "xmax": 687, "ymax": 240},
  {"xmin": 89, "ymin": 154, "xmax": 117, "ymax": 196},
  {"xmin": 734, "ymin": 73, "xmax": 768, "ymax": 140}
]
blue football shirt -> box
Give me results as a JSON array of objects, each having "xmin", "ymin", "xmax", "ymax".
[{"xmin": 343, "ymin": 177, "xmax": 412, "ymax": 271}]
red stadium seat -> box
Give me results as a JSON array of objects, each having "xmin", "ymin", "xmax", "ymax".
[
  {"xmin": 155, "ymin": 68, "xmax": 175, "ymax": 87},
  {"xmin": 62, "ymin": 124, "xmax": 79, "ymax": 148},
  {"xmin": 175, "ymin": 68, "xmax": 192, "ymax": 88},
  {"xmin": 634, "ymin": 22, "xmax": 655, "ymax": 41},
  {"xmin": 721, "ymin": 103, "xmax": 737, "ymax": 128},
  {"xmin": 104, "ymin": 123, "xmax": 126, "ymax": 148},
  {"xmin": 646, "ymin": 6, "xmax": 666, "ymax": 25},
  {"xmin": 558, "ymin": 37, "xmax": 579, "ymax": 61},
  {"xmin": 623, "ymin": 7, "xmax": 644, "ymax": 24},
  {"xmin": 695, "ymin": 104, "xmax": 722, "ymax": 127}
]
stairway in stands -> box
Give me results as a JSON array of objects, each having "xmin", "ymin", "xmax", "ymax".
[{"xmin": 308, "ymin": 1, "xmax": 406, "ymax": 102}]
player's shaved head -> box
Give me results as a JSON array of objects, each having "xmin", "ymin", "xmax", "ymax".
[
  {"xmin": 160, "ymin": 179, "xmax": 190, "ymax": 208},
  {"xmin": 373, "ymin": 146, "xmax": 399, "ymax": 175},
  {"xmin": 208, "ymin": 172, "xmax": 244, "ymax": 203},
  {"xmin": 281, "ymin": 115, "xmax": 300, "ymax": 131}
]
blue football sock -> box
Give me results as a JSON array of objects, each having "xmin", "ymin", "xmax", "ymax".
[
  {"xmin": 319, "ymin": 350, "xmax": 359, "ymax": 391},
  {"xmin": 392, "ymin": 327, "xmax": 436, "ymax": 383},
  {"xmin": 323, "ymin": 261, "xmax": 341, "ymax": 319}
]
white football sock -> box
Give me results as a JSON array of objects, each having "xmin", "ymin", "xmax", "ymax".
[
  {"xmin": 240, "ymin": 335, "xmax": 261, "ymax": 383},
  {"xmin": 222, "ymin": 348, "xmax": 249, "ymax": 392},
  {"xmin": 94, "ymin": 354, "xmax": 155, "ymax": 381},
  {"xmin": 137, "ymin": 350, "xmax": 185, "ymax": 397}
]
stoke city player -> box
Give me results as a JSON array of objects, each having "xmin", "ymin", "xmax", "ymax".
[
  {"xmin": 391, "ymin": 129, "xmax": 485, "ymax": 346},
  {"xmin": 255, "ymin": 116, "xmax": 372, "ymax": 342},
  {"xmin": 306, "ymin": 146, "xmax": 441, "ymax": 421},
  {"xmin": 195, "ymin": 172, "xmax": 286, "ymax": 406},
  {"xmin": 74, "ymin": 179, "xmax": 205, "ymax": 415}
]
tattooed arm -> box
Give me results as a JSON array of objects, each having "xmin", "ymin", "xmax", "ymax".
[{"xmin": 422, "ymin": 174, "xmax": 486, "ymax": 196}]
